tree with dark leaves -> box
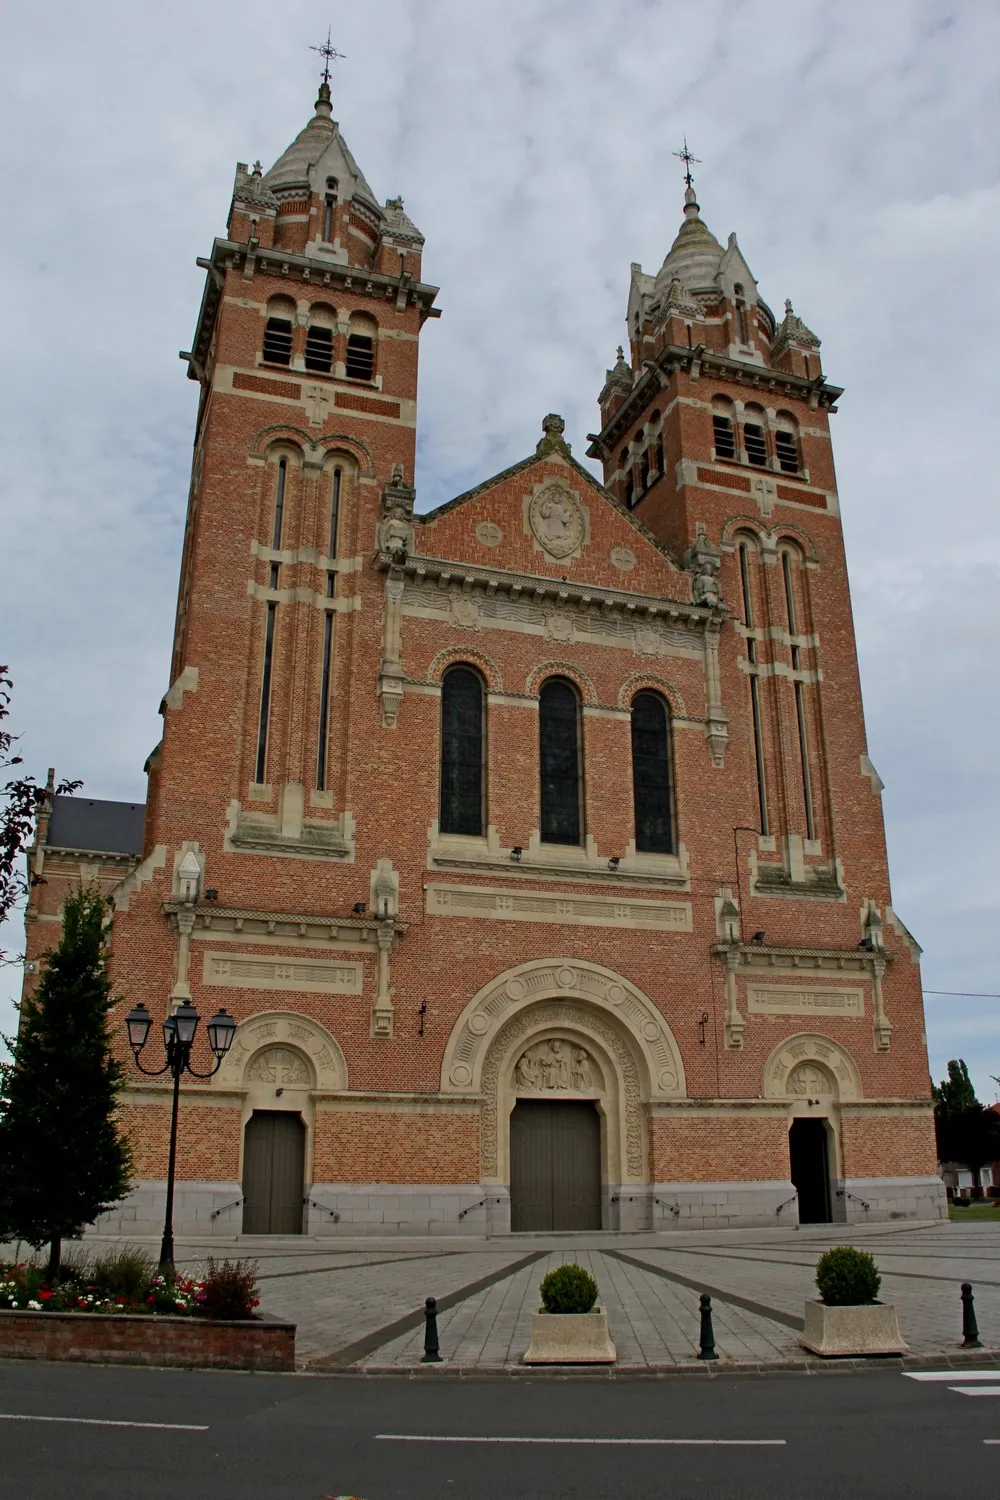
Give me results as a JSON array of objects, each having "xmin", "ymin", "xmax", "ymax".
[
  {"xmin": 0, "ymin": 887, "xmax": 133, "ymax": 1278},
  {"xmin": 0, "ymin": 666, "xmax": 80, "ymax": 966}
]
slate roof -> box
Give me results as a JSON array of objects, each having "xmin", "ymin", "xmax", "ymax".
[{"xmin": 46, "ymin": 796, "xmax": 145, "ymax": 857}]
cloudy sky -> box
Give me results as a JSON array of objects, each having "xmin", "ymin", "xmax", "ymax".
[{"xmin": 2, "ymin": 1, "xmax": 998, "ymax": 1096}]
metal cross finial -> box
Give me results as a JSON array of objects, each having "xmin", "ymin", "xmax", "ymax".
[
  {"xmin": 673, "ymin": 136, "xmax": 701, "ymax": 189},
  {"xmin": 311, "ymin": 28, "xmax": 346, "ymax": 86}
]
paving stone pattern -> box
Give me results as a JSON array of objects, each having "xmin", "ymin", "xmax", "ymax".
[{"xmin": 92, "ymin": 1221, "xmax": 1000, "ymax": 1370}]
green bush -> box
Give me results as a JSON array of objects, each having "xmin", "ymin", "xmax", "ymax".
[
  {"xmin": 539, "ymin": 1263, "xmax": 599, "ymax": 1315},
  {"xmin": 91, "ymin": 1246, "xmax": 156, "ymax": 1301},
  {"xmin": 197, "ymin": 1258, "xmax": 260, "ymax": 1321},
  {"xmin": 815, "ymin": 1246, "xmax": 881, "ymax": 1306}
]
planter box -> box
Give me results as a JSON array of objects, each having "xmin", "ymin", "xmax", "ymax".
[
  {"xmin": 800, "ymin": 1300, "xmax": 907, "ymax": 1357},
  {"xmin": 0, "ymin": 1309, "xmax": 295, "ymax": 1371},
  {"xmin": 523, "ymin": 1309, "xmax": 617, "ymax": 1365}
]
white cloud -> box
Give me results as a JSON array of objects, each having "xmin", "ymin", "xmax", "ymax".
[{"xmin": 3, "ymin": 0, "xmax": 999, "ymax": 1097}]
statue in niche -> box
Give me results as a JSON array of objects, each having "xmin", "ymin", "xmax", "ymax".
[{"xmin": 528, "ymin": 481, "xmax": 584, "ymax": 559}]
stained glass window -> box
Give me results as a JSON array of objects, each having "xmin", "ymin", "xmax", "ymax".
[
  {"xmin": 631, "ymin": 692, "xmax": 674, "ymax": 854},
  {"xmin": 540, "ymin": 678, "xmax": 582, "ymax": 845},
  {"xmin": 440, "ymin": 667, "xmax": 485, "ymax": 835}
]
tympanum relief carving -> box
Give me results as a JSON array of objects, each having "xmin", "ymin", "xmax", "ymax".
[
  {"xmin": 514, "ymin": 1039, "xmax": 602, "ymax": 1093},
  {"xmin": 245, "ymin": 1046, "xmax": 312, "ymax": 1086}
]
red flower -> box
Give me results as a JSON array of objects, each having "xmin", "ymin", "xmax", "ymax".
[{"xmin": 39, "ymin": 1291, "xmax": 54, "ymax": 1302}]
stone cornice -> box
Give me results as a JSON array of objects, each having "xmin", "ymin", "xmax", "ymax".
[
  {"xmin": 711, "ymin": 941, "xmax": 892, "ymax": 977},
  {"xmin": 375, "ymin": 550, "xmax": 722, "ymax": 629},
  {"xmin": 182, "ymin": 237, "xmax": 442, "ymax": 380},
  {"xmin": 161, "ymin": 901, "xmax": 405, "ymax": 948},
  {"xmin": 589, "ymin": 345, "xmax": 845, "ymax": 455}
]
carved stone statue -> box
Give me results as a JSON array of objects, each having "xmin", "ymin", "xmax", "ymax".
[
  {"xmin": 571, "ymin": 1049, "xmax": 593, "ymax": 1090},
  {"xmin": 514, "ymin": 1039, "xmax": 599, "ymax": 1092},
  {"xmin": 683, "ymin": 528, "xmax": 723, "ymax": 608}
]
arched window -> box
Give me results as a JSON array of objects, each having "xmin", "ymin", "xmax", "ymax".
[
  {"xmin": 539, "ymin": 677, "xmax": 582, "ymax": 845},
  {"xmin": 346, "ymin": 314, "xmax": 376, "ymax": 380},
  {"xmin": 712, "ymin": 397, "xmax": 736, "ymax": 460},
  {"xmin": 774, "ymin": 411, "xmax": 800, "ymax": 474},
  {"xmin": 439, "ymin": 666, "xmax": 485, "ymax": 836},
  {"xmin": 738, "ymin": 534, "xmax": 769, "ymax": 835},
  {"xmin": 263, "ymin": 296, "xmax": 295, "ymax": 366},
  {"xmin": 305, "ymin": 304, "xmax": 335, "ymax": 374},
  {"xmin": 743, "ymin": 403, "xmax": 769, "ymax": 467},
  {"xmin": 734, "ymin": 282, "xmax": 749, "ymax": 343},
  {"xmin": 631, "ymin": 693, "xmax": 675, "ymax": 854}
]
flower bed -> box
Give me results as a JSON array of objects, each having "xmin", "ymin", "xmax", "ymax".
[{"xmin": 0, "ymin": 1251, "xmax": 292, "ymax": 1368}]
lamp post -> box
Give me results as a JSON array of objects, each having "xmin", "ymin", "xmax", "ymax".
[{"xmin": 125, "ymin": 999, "xmax": 236, "ymax": 1275}]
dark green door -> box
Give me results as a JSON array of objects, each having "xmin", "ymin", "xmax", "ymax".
[
  {"xmin": 789, "ymin": 1117, "xmax": 832, "ymax": 1224},
  {"xmin": 242, "ymin": 1111, "xmax": 305, "ymax": 1234},
  {"xmin": 510, "ymin": 1100, "xmax": 602, "ymax": 1231}
]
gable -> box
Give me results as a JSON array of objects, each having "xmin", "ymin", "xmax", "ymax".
[{"xmin": 418, "ymin": 423, "xmax": 688, "ymax": 602}]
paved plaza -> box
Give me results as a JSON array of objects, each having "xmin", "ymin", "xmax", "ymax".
[{"xmin": 137, "ymin": 1220, "xmax": 1000, "ymax": 1371}]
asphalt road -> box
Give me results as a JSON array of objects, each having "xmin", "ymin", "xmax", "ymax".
[{"xmin": 2, "ymin": 1360, "xmax": 999, "ymax": 1499}]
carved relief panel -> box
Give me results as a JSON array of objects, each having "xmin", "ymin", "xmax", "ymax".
[{"xmin": 513, "ymin": 1038, "xmax": 603, "ymax": 1094}]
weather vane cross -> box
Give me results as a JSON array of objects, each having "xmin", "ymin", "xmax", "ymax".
[
  {"xmin": 673, "ymin": 137, "xmax": 701, "ymax": 189},
  {"xmin": 311, "ymin": 28, "xmax": 346, "ymax": 86}
]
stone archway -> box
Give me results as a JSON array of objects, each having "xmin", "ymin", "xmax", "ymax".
[
  {"xmin": 763, "ymin": 1033, "xmax": 862, "ymax": 1226},
  {"xmin": 762, "ymin": 1034, "xmax": 862, "ymax": 1101},
  {"xmin": 441, "ymin": 958, "xmax": 686, "ymax": 1100},
  {"xmin": 213, "ymin": 1010, "xmax": 347, "ymax": 1093}
]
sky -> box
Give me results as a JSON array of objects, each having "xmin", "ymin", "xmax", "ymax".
[{"xmin": 2, "ymin": 0, "xmax": 999, "ymax": 1096}]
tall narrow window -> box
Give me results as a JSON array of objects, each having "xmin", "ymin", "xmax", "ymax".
[
  {"xmin": 346, "ymin": 332, "xmax": 374, "ymax": 380},
  {"xmin": 305, "ymin": 324, "xmax": 333, "ymax": 373},
  {"xmin": 539, "ymin": 678, "xmax": 582, "ymax": 845},
  {"xmin": 713, "ymin": 413, "xmax": 736, "ymax": 460},
  {"xmin": 263, "ymin": 317, "xmax": 293, "ymax": 365},
  {"xmin": 439, "ymin": 666, "xmax": 485, "ymax": 835},
  {"xmin": 271, "ymin": 459, "xmax": 287, "ymax": 549},
  {"xmin": 740, "ymin": 540, "xmax": 769, "ymax": 835},
  {"xmin": 316, "ymin": 611, "xmax": 334, "ymax": 791},
  {"xmin": 782, "ymin": 550, "xmax": 815, "ymax": 840},
  {"xmin": 255, "ymin": 601, "xmax": 277, "ymax": 785},
  {"xmin": 328, "ymin": 468, "xmax": 341, "ymax": 558},
  {"xmin": 631, "ymin": 693, "xmax": 675, "ymax": 854},
  {"xmin": 735, "ymin": 286, "xmax": 749, "ymax": 343}
]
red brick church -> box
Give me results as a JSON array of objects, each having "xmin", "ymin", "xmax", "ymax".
[{"xmin": 24, "ymin": 76, "xmax": 944, "ymax": 1236}]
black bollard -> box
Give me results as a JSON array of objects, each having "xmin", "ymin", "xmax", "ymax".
[
  {"xmin": 962, "ymin": 1282, "xmax": 982, "ymax": 1349},
  {"xmin": 698, "ymin": 1292, "xmax": 718, "ymax": 1361},
  {"xmin": 422, "ymin": 1295, "xmax": 442, "ymax": 1363}
]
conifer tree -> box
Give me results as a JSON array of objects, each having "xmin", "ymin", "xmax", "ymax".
[{"xmin": 0, "ymin": 887, "xmax": 132, "ymax": 1277}]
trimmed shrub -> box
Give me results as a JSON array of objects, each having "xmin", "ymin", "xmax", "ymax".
[
  {"xmin": 197, "ymin": 1258, "xmax": 260, "ymax": 1321},
  {"xmin": 815, "ymin": 1246, "xmax": 881, "ymax": 1306},
  {"xmin": 539, "ymin": 1263, "xmax": 599, "ymax": 1315}
]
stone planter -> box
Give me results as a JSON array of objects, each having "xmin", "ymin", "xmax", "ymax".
[
  {"xmin": 800, "ymin": 1300, "xmax": 907, "ymax": 1357},
  {"xmin": 523, "ymin": 1309, "xmax": 617, "ymax": 1365},
  {"xmin": 0, "ymin": 1309, "xmax": 295, "ymax": 1371}
]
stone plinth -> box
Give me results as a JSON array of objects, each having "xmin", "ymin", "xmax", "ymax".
[
  {"xmin": 800, "ymin": 1300, "xmax": 907, "ymax": 1357},
  {"xmin": 522, "ymin": 1309, "xmax": 617, "ymax": 1364}
]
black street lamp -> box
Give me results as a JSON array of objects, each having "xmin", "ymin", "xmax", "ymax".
[{"xmin": 125, "ymin": 999, "xmax": 237, "ymax": 1275}]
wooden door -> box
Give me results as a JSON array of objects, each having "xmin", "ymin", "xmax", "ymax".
[
  {"xmin": 242, "ymin": 1111, "xmax": 305, "ymax": 1234},
  {"xmin": 510, "ymin": 1100, "xmax": 602, "ymax": 1232},
  {"xmin": 789, "ymin": 1117, "xmax": 832, "ymax": 1224}
]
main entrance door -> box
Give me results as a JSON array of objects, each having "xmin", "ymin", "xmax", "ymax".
[
  {"xmin": 789, "ymin": 1117, "xmax": 832, "ymax": 1224},
  {"xmin": 509, "ymin": 1100, "xmax": 602, "ymax": 1231},
  {"xmin": 242, "ymin": 1111, "xmax": 305, "ymax": 1234}
]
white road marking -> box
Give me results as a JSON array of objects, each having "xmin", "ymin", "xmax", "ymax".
[
  {"xmin": 948, "ymin": 1386, "xmax": 1000, "ymax": 1397},
  {"xmin": 906, "ymin": 1371, "xmax": 1000, "ymax": 1382},
  {"xmin": 377, "ymin": 1435, "xmax": 785, "ymax": 1446},
  {"xmin": 0, "ymin": 1413, "xmax": 208, "ymax": 1431}
]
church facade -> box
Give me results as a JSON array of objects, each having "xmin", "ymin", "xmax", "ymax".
[{"xmin": 24, "ymin": 80, "xmax": 945, "ymax": 1237}]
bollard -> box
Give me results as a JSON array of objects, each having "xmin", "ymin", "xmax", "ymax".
[
  {"xmin": 422, "ymin": 1295, "xmax": 442, "ymax": 1363},
  {"xmin": 698, "ymin": 1292, "xmax": 718, "ymax": 1361},
  {"xmin": 961, "ymin": 1282, "xmax": 982, "ymax": 1349}
]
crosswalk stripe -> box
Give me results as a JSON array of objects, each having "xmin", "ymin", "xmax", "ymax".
[
  {"xmin": 948, "ymin": 1386, "xmax": 1000, "ymax": 1397},
  {"xmin": 905, "ymin": 1371, "xmax": 1000, "ymax": 1382}
]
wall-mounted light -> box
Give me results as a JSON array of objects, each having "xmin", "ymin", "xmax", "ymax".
[
  {"xmin": 607, "ymin": 856, "xmax": 621, "ymax": 871},
  {"xmin": 204, "ymin": 888, "xmax": 219, "ymax": 902},
  {"xmin": 418, "ymin": 1000, "xmax": 428, "ymax": 1037},
  {"xmin": 751, "ymin": 930, "xmax": 766, "ymax": 944},
  {"xmin": 352, "ymin": 902, "xmax": 366, "ymax": 915},
  {"xmin": 510, "ymin": 846, "xmax": 523, "ymax": 863}
]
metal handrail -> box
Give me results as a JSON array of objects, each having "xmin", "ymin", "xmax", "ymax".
[
  {"xmin": 305, "ymin": 1198, "xmax": 341, "ymax": 1222},
  {"xmin": 775, "ymin": 1193, "xmax": 799, "ymax": 1216},
  {"xmin": 209, "ymin": 1197, "xmax": 243, "ymax": 1221}
]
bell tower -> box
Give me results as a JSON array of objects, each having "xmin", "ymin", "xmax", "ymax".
[{"xmin": 146, "ymin": 66, "xmax": 440, "ymax": 873}]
